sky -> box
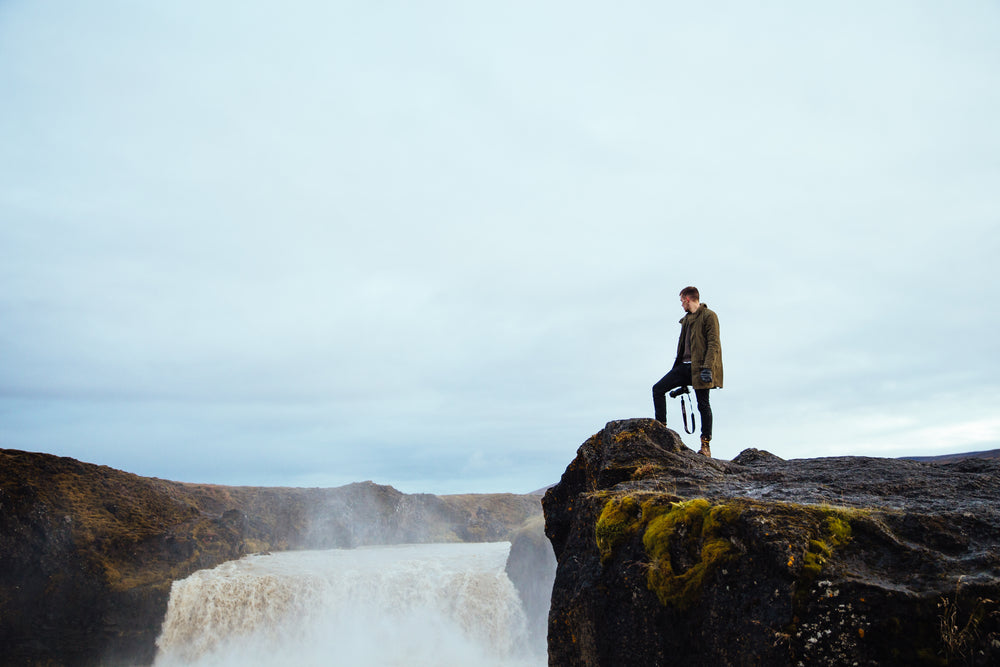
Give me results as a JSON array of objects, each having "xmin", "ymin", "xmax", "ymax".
[{"xmin": 1, "ymin": 0, "xmax": 998, "ymax": 495}]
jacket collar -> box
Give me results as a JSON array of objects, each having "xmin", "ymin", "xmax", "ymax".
[{"xmin": 679, "ymin": 302, "xmax": 707, "ymax": 325}]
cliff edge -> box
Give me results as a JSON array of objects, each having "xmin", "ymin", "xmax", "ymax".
[
  {"xmin": 0, "ymin": 448, "xmax": 541, "ymax": 666},
  {"xmin": 542, "ymin": 418, "xmax": 1000, "ymax": 666}
]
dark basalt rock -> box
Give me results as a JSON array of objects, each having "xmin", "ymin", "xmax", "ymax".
[
  {"xmin": 543, "ymin": 418, "xmax": 1000, "ymax": 666},
  {"xmin": 0, "ymin": 449, "xmax": 541, "ymax": 666},
  {"xmin": 505, "ymin": 515, "xmax": 557, "ymax": 656},
  {"xmin": 731, "ymin": 447, "xmax": 784, "ymax": 466}
]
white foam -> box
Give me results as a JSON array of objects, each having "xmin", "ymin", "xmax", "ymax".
[{"xmin": 154, "ymin": 542, "xmax": 543, "ymax": 667}]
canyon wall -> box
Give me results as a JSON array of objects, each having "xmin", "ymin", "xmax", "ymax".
[{"xmin": 0, "ymin": 448, "xmax": 541, "ymax": 666}]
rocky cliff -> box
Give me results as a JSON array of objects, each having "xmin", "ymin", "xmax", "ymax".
[
  {"xmin": 543, "ymin": 419, "xmax": 1000, "ymax": 666},
  {"xmin": 0, "ymin": 448, "xmax": 541, "ymax": 666},
  {"xmin": 505, "ymin": 514, "xmax": 558, "ymax": 655}
]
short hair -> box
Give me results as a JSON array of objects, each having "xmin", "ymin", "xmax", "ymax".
[{"xmin": 679, "ymin": 286, "xmax": 700, "ymax": 300}]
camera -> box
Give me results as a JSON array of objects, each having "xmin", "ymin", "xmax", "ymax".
[{"xmin": 669, "ymin": 386, "xmax": 690, "ymax": 398}]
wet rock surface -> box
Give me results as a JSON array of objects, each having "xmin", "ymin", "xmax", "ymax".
[
  {"xmin": 543, "ymin": 418, "xmax": 1000, "ymax": 666},
  {"xmin": 0, "ymin": 448, "xmax": 541, "ymax": 666},
  {"xmin": 505, "ymin": 515, "xmax": 557, "ymax": 655}
]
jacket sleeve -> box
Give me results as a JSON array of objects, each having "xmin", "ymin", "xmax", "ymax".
[
  {"xmin": 673, "ymin": 323, "xmax": 686, "ymax": 367},
  {"xmin": 701, "ymin": 311, "xmax": 721, "ymax": 369}
]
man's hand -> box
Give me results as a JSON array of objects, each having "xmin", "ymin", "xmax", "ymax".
[{"xmin": 700, "ymin": 368, "xmax": 713, "ymax": 384}]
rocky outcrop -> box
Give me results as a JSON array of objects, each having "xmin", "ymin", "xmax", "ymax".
[
  {"xmin": 543, "ymin": 418, "xmax": 1000, "ymax": 666},
  {"xmin": 505, "ymin": 515, "xmax": 557, "ymax": 655},
  {"xmin": 0, "ymin": 448, "xmax": 541, "ymax": 666}
]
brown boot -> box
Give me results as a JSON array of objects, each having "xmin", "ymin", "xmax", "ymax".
[{"xmin": 699, "ymin": 437, "xmax": 712, "ymax": 458}]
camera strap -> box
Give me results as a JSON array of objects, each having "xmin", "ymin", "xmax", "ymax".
[{"xmin": 680, "ymin": 393, "xmax": 696, "ymax": 434}]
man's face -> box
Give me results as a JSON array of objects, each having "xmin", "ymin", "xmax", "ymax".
[{"xmin": 680, "ymin": 295, "xmax": 693, "ymax": 313}]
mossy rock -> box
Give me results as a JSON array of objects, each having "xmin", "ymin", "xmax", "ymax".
[
  {"xmin": 595, "ymin": 495, "xmax": 643, "ymax": 562},
  {"xmin": 596, "ymin": 495, "xmax": 867, "ymax": 612},
  {"xmin": 642, "ymin": 499, "xmax": 739, "ymax": 609},
  {"xmin": 801, "ymin": 512, "xmax": 853, "ymax": 578},
  {"xmin": 596, "ymin": 495, "xmax": 743, "ymax": 609}
]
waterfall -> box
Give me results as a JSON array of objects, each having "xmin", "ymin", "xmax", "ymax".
[{"xmin": 153, "ymin": 542, "xmax": 543, "ymax": 667}]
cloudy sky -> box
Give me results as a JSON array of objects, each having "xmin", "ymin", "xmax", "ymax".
[{"xmin": 2, "ymin": 1, "xmax": 998, "ymax": 494}]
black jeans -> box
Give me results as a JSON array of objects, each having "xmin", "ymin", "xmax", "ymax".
[{"xmin": 652, "ymin": 362, "xmax": 713, "ymax": 440}]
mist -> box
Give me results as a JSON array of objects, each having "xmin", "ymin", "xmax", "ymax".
[{"xmin": 153, "ymin": 543, "xmax": 545, "ymax": 667}]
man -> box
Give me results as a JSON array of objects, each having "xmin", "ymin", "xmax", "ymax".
[{"xmin": 652, "ymin": 286, "xmax": 723, "ymax": 457}]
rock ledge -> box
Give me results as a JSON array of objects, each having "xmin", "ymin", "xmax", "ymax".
[{"xmin": 542, "ymin": 418, "xmax": 1000, "ymax": 666}]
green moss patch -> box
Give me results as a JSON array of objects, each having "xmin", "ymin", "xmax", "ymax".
[
  {"xmin": 801, "ymin": 510, "xmax": 854, "ymax": 578},
  {"xmin": 595, "ymin": 496, "xmax": 865, "ymax": 612},
  {"xmin": 596, "ymin": 495, "xmax": 643, "ymax": 562},
  {"xmin": 596, "ymin": 496, "xmax": 742, "ymax": 609},
  {"xmin": 642, "ymin": 499, "xmax": 738, "ymax": 609}
]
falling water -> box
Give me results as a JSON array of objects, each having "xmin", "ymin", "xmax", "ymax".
[{"xmin": 153, "ymin": 542, "xmax": 544, "ymax": 667}]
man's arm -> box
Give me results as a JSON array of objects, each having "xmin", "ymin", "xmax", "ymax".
[
  {"xmin": 702, "ymin": 311, "xmax": 721, "ymax": 370},
  {"xmin": 673, "ymin": 322, "xmax": 687, "ymax": 367}
]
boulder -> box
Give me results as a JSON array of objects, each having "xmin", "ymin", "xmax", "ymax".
[{"xmin": 543, "ymin": 418, "xmax": 1000, "ymax": 666}]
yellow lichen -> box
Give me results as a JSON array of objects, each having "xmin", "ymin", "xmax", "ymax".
[{"xmin": 632, "ymin": 462, "xmax": 665, "ymax": 479}]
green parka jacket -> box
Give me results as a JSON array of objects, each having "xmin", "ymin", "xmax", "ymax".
[{"xmin": 674, "ymin": 303, "xmax": 724, "ymax": 390}]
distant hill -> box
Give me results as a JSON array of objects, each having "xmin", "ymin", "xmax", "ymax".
[
  {"xmin": 902, "ymin": 448, "xmax": 1000, "ymax": 462},
  {"xmin": 0, "ymin": 448, "xmax": 542, "ymax": 666}
]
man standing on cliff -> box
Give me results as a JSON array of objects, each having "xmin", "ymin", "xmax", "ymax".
[{"xmin": 652, "ymin": 286, "xmax": 723, "ymax": 457}]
